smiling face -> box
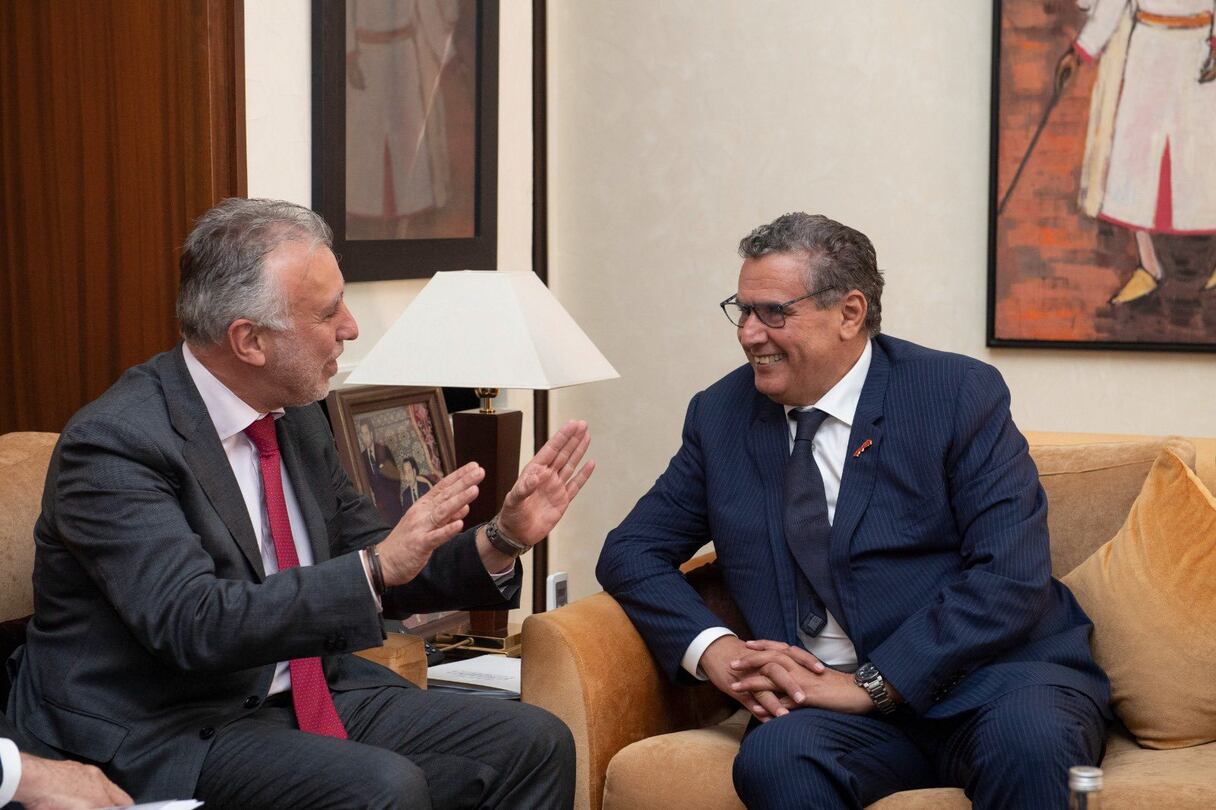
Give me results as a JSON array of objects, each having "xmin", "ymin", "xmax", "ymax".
[
  {"xmin": 735, "ymin": 251, "xmax": 866, "ymax": 406},
  {"xmin": 260, "ymin": 241, "xmax": 359, "ymax": 407}
]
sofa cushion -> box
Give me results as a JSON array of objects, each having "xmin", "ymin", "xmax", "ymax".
[
  {"xmin": 603, "ymin": 711, "xmax": 747, "ymax": 810},
  {"xmin": 0, "ymin": 432, "xmax": 58, "ymax": 621},
  {"xmin": 1030, "ymin": 437, "xmax": 1196, "ymax": 577},
  {"xmin": 1097, "ymin": 729, "xmax": 1216, "ymax": 806},
  {"xmin": 1063, "ymin": 449, "xmax": 1216, "ymax": 749}
]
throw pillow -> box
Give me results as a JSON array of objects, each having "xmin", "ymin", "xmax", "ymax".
[
  {"xmin": 1062, "ymin": 449, "xmax": 1216, "ymax": 749},
  {"xmin": 1030, "ymin": 436, "xmax": 1195, "ymax": 577}
]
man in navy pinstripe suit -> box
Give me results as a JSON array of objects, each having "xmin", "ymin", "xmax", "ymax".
[{"xmin": 597, "ymin": 213, "xmax": 1110, "ymax": 809}]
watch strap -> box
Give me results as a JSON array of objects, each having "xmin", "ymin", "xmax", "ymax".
[
  {"xmin": 854, "ymin": 662, "xmax": 897, "ymax": 715},
  {"xmin": 485, "ymin": 515, "xmax": 529, "ymax": 557}
]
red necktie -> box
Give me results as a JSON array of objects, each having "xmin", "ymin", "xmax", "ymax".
[{"xmin": 244, "ymin": 415, "xmax": 348, "ymax": 739}]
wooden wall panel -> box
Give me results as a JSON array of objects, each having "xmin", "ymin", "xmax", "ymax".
[{"xmin": 0, "ymin": 0, "xmax": 245, "ymax": 433}]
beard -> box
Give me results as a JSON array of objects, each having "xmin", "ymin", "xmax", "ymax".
[{"xmin": 267, "ymin": 344, "xmax": 335, "ymax": 407}]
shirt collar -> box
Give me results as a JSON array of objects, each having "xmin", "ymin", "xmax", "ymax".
[
  {"xmin": 783, "ymin": 339, "xmax": 872, "ymax": 428},
  {"xmin": 182, "ymin": 343, "xmax": 284, "ymax": 441}
]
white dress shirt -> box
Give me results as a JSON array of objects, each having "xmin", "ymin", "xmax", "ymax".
[
  {"xmin": 682, "ymin": 340, "xmax": 872, "ymax": 678},
  {"xmin": 0, "ymin": 737, "xmax": 19, "ymax": 806}
]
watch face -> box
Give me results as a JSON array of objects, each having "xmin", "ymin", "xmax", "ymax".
[{"xmin": 855, "ymin": 663, "xmax": 877, "ymax": 685}]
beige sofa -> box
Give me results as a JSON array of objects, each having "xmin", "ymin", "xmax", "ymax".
[{"xmin": 521, "ymin": 432, "xmax": 1216, "ymax": 809}]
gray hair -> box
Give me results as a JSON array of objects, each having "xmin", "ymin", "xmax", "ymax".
[
  {"xmin": 737, "ymin": 212, "xmax": 883, "ymax": 335},
  {"xmin": 177, "ymin": 198, "xmax": 334, "ymax": 345}
]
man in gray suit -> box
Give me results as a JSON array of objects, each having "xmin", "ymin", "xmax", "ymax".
[{"xmin": 6, "ymin": 198, "xmax": 593, "ymax": 808}]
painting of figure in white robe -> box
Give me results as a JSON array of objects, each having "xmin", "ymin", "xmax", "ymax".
[
  {"xmin": 992, "ymin": 0, "xmax": 1216, "ymax": 349},
  {"xmin": 344, "ymin": 0, "xmax": 477, "ymax": 241}
]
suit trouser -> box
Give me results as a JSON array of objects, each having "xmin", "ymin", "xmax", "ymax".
[
  {"xmin": 195, "ymin": 683, "xmax": 575, "ymax": 810},
  {"xmin": 732, "ymin": 684, "xmax": 1106, "ymax": 810}
]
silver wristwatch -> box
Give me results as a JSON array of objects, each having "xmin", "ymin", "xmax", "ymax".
[{"xmin": 854, "ymin": 662, "xmax": 897, "ymax": 714}]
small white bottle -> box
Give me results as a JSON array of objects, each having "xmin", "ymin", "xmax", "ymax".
[{"xmin": 1068, "ymin": 765, "xmax": 1103, "ymax": 810}]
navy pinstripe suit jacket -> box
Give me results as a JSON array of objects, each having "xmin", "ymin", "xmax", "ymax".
[{"xmin": 598, "ymin": 335, "xmax": 1110, "ymax": 718}]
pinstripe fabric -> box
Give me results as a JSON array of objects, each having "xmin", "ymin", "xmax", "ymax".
[
  {"xmin": 597, "ymin": 335, "xmax": 1111, "ymax": 802},
  {"xmin": 732, "ymin": 685, "xmax": 1104, "ymax": 809}
]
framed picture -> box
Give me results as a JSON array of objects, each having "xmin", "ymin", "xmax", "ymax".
[
  {"xmin": 326, "ymin": 384, "xmax": 468, "ymax": 638},
  {"xmin": 989, "ymin": 0, "xmax": 1216, "ymax": 351},
  {"xmin": 312, "ymin": 0, "xmax": 499, "ymax": 282}
]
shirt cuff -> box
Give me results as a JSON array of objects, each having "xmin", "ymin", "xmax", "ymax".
[
  {"xmin": 682, "ymin": 626, "xmax": 736, "ymax": 680},
  {"xmin": 0, "ymin": 738, "xmax": 21, "ymax": 807},
  {"xmin": 359, "ymin": 548, "xmax": 383, "ymax": 613},
  {"xmin": 489, "ymin": 565, "xmax": 516, "ymax": 596}
]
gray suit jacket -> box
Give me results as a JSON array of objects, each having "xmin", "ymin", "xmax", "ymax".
[{"xmin": 5, "ymin": 345, "xmax": 518, "ymax": 800}]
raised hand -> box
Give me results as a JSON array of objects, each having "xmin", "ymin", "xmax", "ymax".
[
  {"xmin": 495, "ymin": 420, "xmax": 594, "ymax": 546},
  {"xmin": 376, "ymin": 462, "xmax": 485, "ymax": 587}
]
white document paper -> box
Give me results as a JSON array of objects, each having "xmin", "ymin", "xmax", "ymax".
[
  {"xmin": 103, "ymin": 801, "xmax": 202, "ymax": 809},
  {"xmin": 427, "ymin": 654, "xmax": 521, "ymax": 696}
]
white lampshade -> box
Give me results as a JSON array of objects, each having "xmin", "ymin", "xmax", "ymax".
[{"xmin": 346, "ymin": 270, "xmax": 619, "ymax": 390}]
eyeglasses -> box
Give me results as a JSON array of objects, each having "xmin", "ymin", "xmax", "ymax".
[{"xmin": 719, "ymin": 287, "xmax": 833, "ymax": 328}]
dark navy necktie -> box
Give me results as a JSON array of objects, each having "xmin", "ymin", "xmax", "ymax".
[{"xmin": 783, "ymin": 408, "xmax": 844, "ymax": 639}]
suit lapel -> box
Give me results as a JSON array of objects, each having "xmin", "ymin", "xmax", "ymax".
[
  {"xmin": 830, "ymin": 339, "xmax": 889, "ymax": 632},
  {"xmin": 162, "ymin": 345, "xmax": 266, "ymax": 580},
  {"xmin": 277, "ymin": 414, "xmax": 332, "ymax": 565},
  {"xmin": 746, "ymin": 395, "xmax": 802, "ymax": 645}
]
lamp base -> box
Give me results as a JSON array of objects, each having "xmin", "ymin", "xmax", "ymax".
[
  {"xmin": 432, "ymin": 631, "xmax": 522, "ymax": 660},
  {"xmin": 452, "ymin": 408, "xmax": 523, "ymax": 638}
]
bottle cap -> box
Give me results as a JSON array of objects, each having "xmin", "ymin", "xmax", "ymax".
[{"xmin": 1069, "ymin": 766, "xmax": 1103, "ymax": 792}]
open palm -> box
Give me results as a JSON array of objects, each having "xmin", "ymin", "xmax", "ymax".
[{"xmin": 498, "ymin": 420, "xmax": 594, "ymax": 545}]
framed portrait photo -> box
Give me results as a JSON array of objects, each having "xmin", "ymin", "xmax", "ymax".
[
  {"xmin": 326, "ymin": 384, "xmax": 469, "ymax": 638},
  {"xmin": 311, "ymin": 0, "xmax": 499, "ymax": 282},
  {"xmin": 989, "ymin": 0, "xmax": 1216, "ymax": 351}
]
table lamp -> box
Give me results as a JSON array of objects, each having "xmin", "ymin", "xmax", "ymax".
[{"xmin": 346, "ymin": 270, "xmax": 618, "ymax": 650}]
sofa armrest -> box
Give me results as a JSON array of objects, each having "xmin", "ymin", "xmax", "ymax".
[{"xmin": 522, "ymin": 591, "xmax": 733, "ymax": 810}]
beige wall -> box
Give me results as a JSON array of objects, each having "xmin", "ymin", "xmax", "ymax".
[{"xmin": 247, "ymin": 1, "xmax": 1215, "ymax": 610}]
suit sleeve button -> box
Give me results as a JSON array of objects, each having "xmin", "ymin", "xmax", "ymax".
[
  {"xmin": 199, "ymin": 726, "xmax": 216, "ymax": 740},
  {"xmin": 243, "ymin": 696, "xmax": 261, "ymax": 709}
]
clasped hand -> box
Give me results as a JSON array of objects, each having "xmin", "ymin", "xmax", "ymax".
[
  {"xmin": 376, "ymin": 420, "xmax": 593, "ymax": 586},
  {"xmin": 702, "ymin": 637, "xmax": 872, "ymax": 722}
]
